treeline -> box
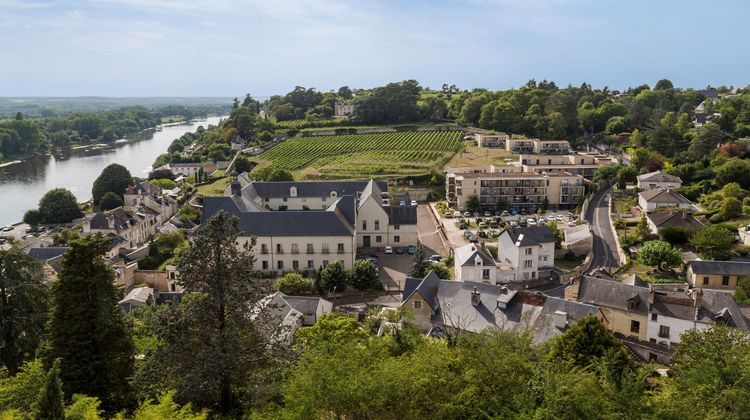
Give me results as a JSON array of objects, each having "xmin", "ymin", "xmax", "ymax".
[{"xmin": 0, "ymin": 105, "xmax": 229, "ymax": 162}]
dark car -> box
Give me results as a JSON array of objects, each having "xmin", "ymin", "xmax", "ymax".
[
  {"xmin": 478, "ymin": 230, "xmax": 487, "ymax": 238},
  {"xmin": 407, "ymin": 245, "xmax": 416, "ymax": 255},
  {"xmin": 459, "ymin": 222, "xmax": 467, "ymax": 230},
  {"xmin": 395, "ymin": 247, "xmax": 405, "ymax": 254}
]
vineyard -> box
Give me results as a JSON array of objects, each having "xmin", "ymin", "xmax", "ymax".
[{"xmin": 257, "ymin": 130, "xmax": 465, "ymax": 179}]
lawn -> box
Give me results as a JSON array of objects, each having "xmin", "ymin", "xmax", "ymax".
[
  {"xmin": 617, "ymin": 259, "xmax": 683, "ymax": 284},
  {"xmin": 256, "ymin": 130, "xmax": 464, "ymax": 180},
  {"xmin": 555, "ymin": 255, "xmax": 586, "ymax": 272},
  {"xmin": 446, "ymin": 141, "xmax": 517, "ymax": 168},
  {"xmin": 196, "ymin": 177, "xmax": 231, "ymax": 196},
  {"xmin": 612, "ymin": 195, "xmax": 638, "ymax": 216}
]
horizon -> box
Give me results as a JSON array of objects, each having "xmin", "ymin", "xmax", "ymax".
[{"xmin": 2, "ymin": 0, "xmax": 749, "ymax": 97}]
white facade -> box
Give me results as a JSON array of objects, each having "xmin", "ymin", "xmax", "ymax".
[
  {"xmin": 646, "ymin": 312, "xmax": 709, "ymax": 347},
  {"xmin": 357, "ymin": 193, "xmax": 418, "ymax": 248},
  {"xmin": 243, "ymin": 234, "xmax": 357, "ymax": 272},
  {"xmin": 497, "ymin": 231, "xmax": 555, "ymax": 281}
]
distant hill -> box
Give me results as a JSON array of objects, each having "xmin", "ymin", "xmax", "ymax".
[{"xmin": 0, "ymin": 97, "xmax": 234, "ymax": 118}]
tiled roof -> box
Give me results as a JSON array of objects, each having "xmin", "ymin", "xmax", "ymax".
[
  {"xmin": 688, "ymin": 260, "xmax": 750, "ymax": 276},
  {"xmin": 648, "ymin": 211, "xmax": 703, "ymax": 229},
  {"xmin": 639, "ymin": 188, "xmax": 692, "ymax": 204}
]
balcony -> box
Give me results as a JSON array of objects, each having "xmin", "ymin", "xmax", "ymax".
[
  {"xmin": 260, "ymin": 249, "xmax": 269, "ymax": 254},
  {"xmin": 306, "ymin": 249, "xmax": 314, "ymax": 254},
  {"xmin": 337, "ymin": 249, "xmax": 345, "ymax": 254},
  {"xmin": 291, "ymin": 249, "xmax": 299, "ymax": 254},
  {"xmin": 322, "ymin": 249, "xmax": 330, "ymax": 255}
]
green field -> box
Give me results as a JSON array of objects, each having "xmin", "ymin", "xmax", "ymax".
[{"xmin": 257, "ymin": 130, "xmax": 464, "ymax": 179}]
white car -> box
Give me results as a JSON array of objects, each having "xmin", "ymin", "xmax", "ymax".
[
  {"xmin": 400, "ymin": 201, "xmax": 406, "ymax": 206},
  {"xmin": 2, "ymin": 226, "xmax": 13, "ymax": 232},
  {"xmin": 384, "ymin": 246, "xmax": 394, "ymax": 254},
  {"xmin": 453, "ymin": 211, "xmax": 462, "ymax": 218},
  {"xmin": 556, "ymin": 215, "xmax": 565, "ymax": 221},
  {"xmin": 410, "ymin": 200, "xmax": 418, "ymax": 206}
]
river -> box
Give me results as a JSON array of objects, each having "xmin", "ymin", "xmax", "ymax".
[{"xmin": 0, "ymin": 116, "xmax": 225, "ymax": 226}]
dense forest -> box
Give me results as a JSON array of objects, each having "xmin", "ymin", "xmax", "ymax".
[{"xmin": 0, "ymin": 104, "xmax": 229, "ymax": 162}]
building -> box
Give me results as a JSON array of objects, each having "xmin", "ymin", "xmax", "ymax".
[
  {"xmin": 27, "ymin": 246, "xmax": 69, "ymax": 281},
  {"xmin": 202, "ymin": 189, "xmax": 358, "ymax": 272},
  {"xmin": 123, "ymin": 182, "xmax": 179, "ymax": 226},
  {"xmin": 241, "ymin": 179, "xmax": 386, "ymax": 211},
  {"xmin": 356, "ymin": 180, "xmax": 418, "ymax": 249},
  {"xmin": 231, "ymin": 134, "xmax": 245, "ymax": 151},
  {"xmin": 646, "ymin": 210, "xmax": 703, "ymax": 235},
  {"xmin": 252, "ymin": 292, "xmax": 333, "ymax": 344},
  {"xmin": 496, "ymin": 226, "xmax": 556, "ymax": 281},
  {"xmin": 519, "ymin": 153, "xmax": 612, "ymax": 179},
  {"xmin": 637, "ymin": 171, "xmax": 683, "ymax": 190},
  {"xmin": 83, "ymin": 207, "xmax": 158, "ymax": 250},
  {"xmin": 453, "ymin": 243, "xmax": 515, "ymax": 284},
  {"xmin": 475, "ymin": 133, "xmax": 509, "ymax": 148},
  {"xmin": 446, "ymin": 171, "xmax": 585, "ymax": 211},
  {"xmin": 118, "ymin": 287, "xmax": 155, "ymax": 313},
  {"xmin": 334, "ymin": 102, "xmax": 356, "ymax": 117},
  {"xmin": 167, "ymin": 163, "xmax": 201, "ymax": 178},
  {"xmin": 400, "ymin": 272, "xmax": 600, "ymax": 343},
  {"xmin": 474, "ymin": 134, "xmax": 571, "ymax": 154},
  {"xmin": 638, "ymin": 188, "xmax": 693, "ymax": 213},
  {"xmin": 686, "ymin": 260, "xmax": 750, "ymax": 290},
  {"xmin": 563, "ymin": 224, "xmax": 593, "ymax": 256}
]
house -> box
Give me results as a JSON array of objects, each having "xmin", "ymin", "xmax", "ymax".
[
  {"xmin": 475, "ymin": 133, "xmax": 509, "ymax": 148},
  {"xmin": 356, "ymin": 180, "xmax": 418, "ymax": 249},
  {"xmin": 636, "ymin": 171, "xmax": 683, "ymax": 190},
  {"xmin": 738, "ymin": 225, "xmax": 750, "ymax": 246},
  {"xmin": 638, "ymin": 188, "xmax": 693, "ymax": 213},
  {"xmin": 240, "ymin": 179, "xmax": 385, "ymax": 211},
  {"xmin": 518, "ymin": 152, "xmax": 612, "ymax": 179},
  {"xmin": 202, "ymin": 184, "xmax": 358, "ymax": 272},
  {"xmin": 563, "ymin": 224, "xmax": 593, "ymax": 256},
  {"xmin": 167, "ymin": 163, "xmax": 201, "ymax": 178},
  {"xmin": 647, "ymin": 210, "xmax": 703, "ymax": 235},
  {"xmin": 453, "ymin": 243, "xmax": 515, "ymax": 284},
  {"xmin": 27, "ymin": 246, "xmax": 69, "ymax": 281},
  {"xmin": 123, "ymin": 182, "xmax": 179, "ymax": 226},
  {"xmin": 446, "ymin": 171, "xmax": 585, "ymax": 211},
  {"xmin": 231, "ymin": 134, "xmax": 245, "ymax": 151},
  {"xmin": 334, "ymin": 102, "xmax": 356, "ymax": 117},
  {"xmin": 496, "ymin": 226, "xmax": 556, "ymax": 282},
  {"xmin": 83, "ymin": 207, "xmax": 158, "ymax": 250},
  {"xmin": 686, "ymin": 259, "xmax": 750, "ymax": 290},
  {"xmin": 400, "ymin": 272, "xmax": 600, "ymax": 343},
  {"xmin": 118, "ymin": 286, "xmax": 155, "ymax": 313},
  {"xmin": 251, "ymin": 292, "xmax": 333, "ymax": 344}
]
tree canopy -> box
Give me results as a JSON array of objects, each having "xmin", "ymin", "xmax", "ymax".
[{"xmin": 91, "ymin": 163, "xmax": 132, "ymax": 205}]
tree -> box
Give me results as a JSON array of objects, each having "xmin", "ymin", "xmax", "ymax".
[
  {"xmin": 638, "ymin": 240, "xmax": 683, "ymax": 270},
  {"xmin": 148, "ymin": 168, "xmax": 176, "ymax": 181},
  {"xmin": 549, "ymin": 315, "xmax": 633, "ymax": 371},
  {"xmin": 317, "ymin": 261, "xmax": 348, "ymax": 292},
  {"xmin": 133, "ymin": 391, "xmax": 207, "ymax": 420},
  {"xmin": 547, "ymin": 221, "xmax": 563, "ymax": 249},
  {"xmin": 689, "ymin": 122, "xmax": 726, "ymax": 157},
  {"xmin": 654, "ymin": 79, "xmax": 674, "ymax": 90},
  {"xmin": 465, "ymin": 195, "xmax": 480, "ymax": 213},
  {"xmin": 139, "ymin": 211, "xmax": 268, "ymax": 413},
  {"xmin": 149, "ymin": 178, "xmax": 177, "ymax": 190},
  {"xmin": 33, "ymin": 359, "xmax": 64, "ymax": 420},
  {"xmin": 0, "ymin": 248, "xmax": 48, "ymax": 374},
  {"xmin": 593, "ymin": 165, "xmax": 619, "ymax": 183},
  {"xmin": 348, "ymin": 259, "xmax": 381, "ymax": 291},
  {"xmin": 64, "ymin": 394, "xmax": 103, "ymax": 420},
  {"xmin": 716, "ymin": 158, "xmax": 750, "ymax": 189},
  {"xmin": 658, "ymin": 226, "xmax": 690, "ymax": 244},
  {"xmin": 91, "ymin": 164, "xmax": 132, "ymax": 205},
  {"xmin": 719, "ymin": 196, "xmax": 742, "ymax": 220},
  {"xmin": 46, "ymin": 235, "xmax": 134, "ymax": 412},
  {"xmin": 635, "ymin": 216, "xmax": 651, "ymax": 242},
  {"xmin": 233, "ymin": 157, "xmax": 253, "ymax": 174},
  {"xmin": 429, "ymin": 262, "xmax": 451, "ymax": 279},
  {"xmin": 337, "ymin": 86, "xmax": 353, "ymax": 100},
  {"xmin": 38, "ymin": 188, "xmax": 81, "ymax": 224},
  {"xmin": 15, "ymin": 112, "xmax": 22, "ymax": 121},
  {"xmin": 98, "ymin": 192, "xmax": 123, "ymax": 211},
  {"xmin": 409, "ymin": 243, "xmax": 428, "ymax": 278},
  {"xmin": 274, "ymin": 272, "xmax": 314, "ymax": 295},
  {"xmin": 23, "ymin": 209, "xmax": 42, "ymax": 227},
  {"xmin": 690, "ymin": 224, "xmax": 736, "ymax": 260},
  {"xmin": 0, "ymin": 359, "xmax": 46, "ymax": 414}
]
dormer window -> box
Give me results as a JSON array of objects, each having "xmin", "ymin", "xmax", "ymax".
[
  {"xmin": 627, "ymin": 299, "xmax": 637, "ymax": 310},
  {"xmin": 290, "ymin": 186, "xmax": 297, "ymax": 197},
  {"xmin": 330, "ymin": 191, "xmax": 337, "ymax": 198}
]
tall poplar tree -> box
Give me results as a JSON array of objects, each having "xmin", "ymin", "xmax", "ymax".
[
  {"xmin": 46, "ymin": 235, "xmax": 134, "ymax": 412},
  {"xmin": 34, "ymin": 358, "xmax": 64, "ymax": 420}
]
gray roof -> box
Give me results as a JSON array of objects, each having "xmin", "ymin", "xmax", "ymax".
[
  {"xmin": 201, "ymin": 195, "xmax": 356, "ymax": 237},
  {"xmin": 648, "ymin": 211, "xmax": 704, "ymax": 229},
  {"xmin": 384, "ymin": 205, "xmax": 417, "ymax": 225},
  {"xmin": 650, "ymin": 289, "xmax": 749, "ymax": 331},
  {"xmin": 28, "ymin": 247, "xmax": 69, "ymax": 262},
  {"xmin": 454, "ymin": 243, "xmax": 496, "ymax": 267},
  {"xmin": 688, "ymin": 260, "xmax": 750, "ymax": 276},
  {"xmin": 247, "ymin": 180, "xmax": 386, "ymax": 199},
  {"xmin": 403, "ymin": 271, "xmax": 441, "ymax": 310},
  {"xmin": 577, "ymin": 276, "xmax": 650, "ymax": 315},
  {"xmin": 639, "ymin": 188, "xmax": 692, "ymax": 204},
  {"xmin": 502, "ymin": 226, "xmax": 556, "ymax": 247},
  {"xmin": 637, "ymin": 171, "xmax": 682, "ymax": 183}
]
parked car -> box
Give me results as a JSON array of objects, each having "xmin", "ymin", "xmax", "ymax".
[
  {"xmin": 453, "ymin": 211, "xmax": 462, "ymax": 218},
  {"xmin": 463, "ymin": 229, "xmax": 472, "ymax": 237},
  {"xmin": 484, "ymin": 211, "xmax": 491, "ymax": 217},
  {"xmin": 430, "ymin": 254, "xmax": 442, "ymax": 262},
  {"xmin": 478, "ymin": 230, "xmax": 487, "ymax": 238},
  {"xmin": 510, "ymin": 209, "xmax": 517, "ymax": 216},
  {"xmin": 469, "ymin": 235, "xmax": 479, "ymax": 243},
  {"xmin": 411, "ymin": 200, "xmax": 418, "ymax": 206},
  {"xmin": 407, "ymin": 245, "xmax": 416, "ymax": 255},
  {"xmin": 444, "ymin": 211, "xmax": 453, "ymax": 218},
  {"xmin": 0, "ymin": 238, "xmax": 6, "ymax": 245},
  {"xmin": 528, "ymin": 220, "xmax": 538, "ymax": 226},
  {"xmin": 400, "ymin": 201, "xmax": 406, "ymax": 206},
  {"xmin": 473, "ymin": 212, "xmax": 480, "ymax": 217},
  {"xmin": 463, "ymin": 211, "xmax": 471, "ymax": 218},
  {"xmin": 2, "ymin": 226, "xmax": 13, "ymax": 232},
  {"xmin": 384, "ymin": 246, "xmax": 394, "ymax": 254},
  {"xmin": 459, "ymin": 222, "xmax": 467, "ymax": 229},
  {"xmin": 501, "ymin": 210, "xmax": 509, "ymax": 217},
  {"xmin": 395, "ymin": 247, "xmax": 405, "ymax": 254},
  {"xmin": 556, "ymin": 215, "xmax": 565, "ymax": 221},
  {"xmin": 510, "ymin": 221, "xmax": 518, "ymax": 228},
  {"xmin": 478, "ymin": 222, "xmax": 487, "ymax": 228}
]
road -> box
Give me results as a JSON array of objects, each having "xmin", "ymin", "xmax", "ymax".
[
  {"xmin": 416, "ymin": 205, "xmax": 446, "ymax": 257},
  {"xmin": 585, "ymin": 185, "xmax": 621, "ymax": 273}
]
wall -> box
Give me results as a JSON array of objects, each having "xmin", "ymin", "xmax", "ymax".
[
  {"xmin": 402, "ymin": 291, "xmax": 434, "ymax": 331},
  {"xmin": 600, "ymin": 306, "xmax": 648, "ymax": 341},
  {"xmin": 646, "ymin": 313, "xmax": 709, "ymax": 346},
  {"xmin": 248, "ymin": 233, "xmax": 356, "ymax": 272},
  {"xmin": 686, "ymin": 267, "xmax": 742, "ymax": 290}
]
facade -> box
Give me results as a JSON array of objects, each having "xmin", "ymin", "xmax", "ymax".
[
  {"xmin": 168, "ymin": 163, "xmax": 201, "ymax": 178},
  {"xmin": 83, "ymin": 206, "xmax": 158, "ymax": 250},
  {"xmin": 123, "ymin": 182, "xmax": 179, "ymax": 226},
  {"xmin": 446, "ymin": 171, "xmax": 585, "ymax": 211},
  {"xmin": 647, "ymin": 210, "xmax": 703, "ymax": 235},
  {"xmin": 563, "ymin": 224, "xmax": 593, "ymax": 256},
  {"xmin": 638, "ymin": 188, "xmax": 693, "ymax": 212},
  {"xmin": 637, "ymin": 171, "xmax": 683, "ymax": 190},
  {"xmin": 334, "ymin": 102, "xmax": 356, "ymax": 117},
  {"xmin": 241, "ymin": 179, "xmax": 385, "ymax": 211},
  {"xmin": 496, "ymin": 226, "xmax": 556, "ymax": 281},
  {"xmin": 401, "ymin": 272, "xmax": 600, "ymax": 343},
  {"xmin": 686, "ymin": 260, "xmax": 750, "ymax": 290},
  {"xmin": 453, "ymin": 243, "xmax": 515, "ymax": 284},
  {"xmin": 474, "ymin": 134, "xmax": 571, "ymax": 154},
  {"xmin": 356, "ymin": 180, "xmax": 418, "ymax": 248},
  {"xmin": 475, "ymin": 133, "xmax": 509, "ymax": 148},
  {"xmin": 519, "ymin": 153, "xmax": 610, "ymax": 179}
]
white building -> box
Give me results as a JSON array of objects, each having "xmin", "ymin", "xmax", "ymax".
[
  {"xmin": 167, "ymin": 163, "xmax": 201, "ymax": 178},
  {"xmin": 453, "ymin": 243, "xmax": 515, "ymax": 284},
  {"xmin": 496, "ymin": 226, "xmax": 556, "ymax": 282},
  {"xmin": 334, "ymin": 102, "xmax": 356, "ymax": 117},
  {"xmin": 123, "ymin": 182, "xmax": 178, "ymax": 226},
  {"xmin": 638, "ymin": 188, "xmax": 693, "ymax": 213},
  {"xmin": 637, "ymin": 171, "xmax": 683, "ymax": 190}
]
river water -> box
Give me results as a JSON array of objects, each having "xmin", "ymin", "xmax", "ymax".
[{"xmin": 0, "ymin": 116, "xmax": 224, "ymax": 226}]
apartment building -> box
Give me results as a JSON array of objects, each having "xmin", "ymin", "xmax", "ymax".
[
  {"xmin": 686, "ymin": 260, "xmax": 750, "ymax": 291},
  {"xmin": 83, "ymin": 206, "xmax": 158, "ymax": 250},
  {"xmin": 475, "ymin": 134, "xmax": 571, "ymax": 154},
  {"xmin": 446, "ymin": 171, "xmax": 585, "ymax": 211},
  {"xmin": 519, "ymin": 153, "xmax": 611, "ymax": 179}
]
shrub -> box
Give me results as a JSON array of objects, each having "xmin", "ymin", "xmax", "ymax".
[
  {"xmin": 150, "ymin": 178, "xmax": 178, "ymax": 190},
  {"xmin": 658, "ymin": 226, "xmax": 690, "ymax": 244},
  {"xmin": 148, "ymin": 168, "xmax": 176, "ymax": 181},
  {"xmin": 274, "ymin": 273, "xmax": 314, "ymax": 295},
  {"xmin": 639, "ymin": 240, "xmax": 683, "ymax": 270},
  {"xmin": 719, "ymin": 197, "xmax": 742, "ymax": 220},
  {"xmin": 348, "ymin": 259, "xmax": 381, "ymax": 291},
  {"xmin": 316, "ymin": 261, "xmax": 348, "ymax": 292},
  {"xmin": 99, "ymin": 192, "xmax": 123, "ymax": 211}
]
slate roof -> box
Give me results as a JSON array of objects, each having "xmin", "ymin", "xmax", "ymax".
[
  {"xmin": 639, "ymin": 188, "xmax": 692, "ymax": 204},
  {"xmin": 384, "ymin": 205, "xmax": 418, "ymax": 225},
  {"xmin": 648, "ymin": 211, "xmax": 704, "ymax": 229},
  {"xmin": 563, "ymin": 224, "xmax": 592, "ymax": 246},
  {"xmin": 637, "ymin": 171, "xmax": 682, "ymax": 184},
  {"xmin": 126, "ymin": 182, "xmax": 162, "ymax": 197},
  {"xmin": 403, "ymin": 271, "xmax": 442, "ymax": 310},
  {"xmin": 454, "ymin": 243, "xmax": 496, "ymax": 267},
  {"xmin": 688, "ymin": 260, "xmax": 750, "ymax": 276},
  {"xmin": 251, "ymin": 292, "xmax": 333, "ymax": 343},
  {"xmin": 201, "ymin": 195, "xmax": 356, "ymax": 237},
  {"xmin": 650, "ymin": 289, "xmax": 750, "ymax": 331},
  {"xmin": 247, "ymin": 180, "xmax": 385, "ymax": 199},
  {"xmin": 28, "ymin": 247, "xmax": 69, "ymax": 262},
  {"xmin": 577, "ymin": 276, "xmax": 650, "ymax": 315},
  {"xmin": 502, "ymin": 226, "xmax": 557, "ymax": 247}
]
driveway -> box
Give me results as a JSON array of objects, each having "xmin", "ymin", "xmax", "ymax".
[
  {"xmin": 379, "ymin": 253, "xmax": 412, "ymax": 292},
  {"xmin": 585, "ymin": 186, "xmax": 621, "ymax": 273},
  {"xmin": 417, "ymin": 204, "xmax": 447, "ymax": 257}
]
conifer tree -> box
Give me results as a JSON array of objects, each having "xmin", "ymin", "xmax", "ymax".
[
  {"xmin": 34, "ymin": 358, "xmax": 64, "ymax": 420},
  {"xmin": 46, "ymin": 235, "xmax": 134, "ymax": 412}
]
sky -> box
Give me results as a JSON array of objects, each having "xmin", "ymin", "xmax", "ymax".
[{"xmin": 1, "ymin": 0, "xmax": 749, "ymax": 97}]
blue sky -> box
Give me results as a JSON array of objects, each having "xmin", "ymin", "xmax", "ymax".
[{"xmin": 1, "ymin": 0, "xmax": 748, "ymax": 97}]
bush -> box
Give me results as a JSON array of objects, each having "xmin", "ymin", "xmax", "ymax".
[
  {"xmin": 274, "ymin": 273, "xmax": 314, "ymax": 295},
  {"xmin": 349, "ymin": 259, "xmax": 381, "ymax": 291},
  {"xmin": 709, "ymin": 214, "xmax": 724, "ymax": 224},
  {"xmin": 658, "ymin": 226, "xmax": 690, "ymax": 244},
  {"xmin": 99, "ymin": 192, "xmax": 123, "ymax": 211},
  {"xmin": 316, "ymin": 261, "xmax": 348, "ymax": 292},
  {"xmin": 150, "ymin": 178, "xmax": 178, "ymax": 190},
  {"xmin": 719, "ymin": 197, "xmax": 743, "ymax": 220},
  {"xmin": 148, "ymin": 168, "xmax": 176, "ymax": 181}
]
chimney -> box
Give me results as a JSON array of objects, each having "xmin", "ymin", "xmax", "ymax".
[
  {"xmin": 553, "ymin": 310, "xmax": 568, "ymax": 329},
  {"xmin": 648, "ymin": 286, "xmax": 655, "ymax": 307},
  {"xmin": 691, "ymin": 288, "xmax": 703, "ymax": 309},
  {"xmin": 500, "ymin": 285, "xmax": 508, "ymax": 295},
  {"xmin": 230, "ymin": 170, "xmax": 241, "ymax": 197},
  {"xmin": 682, "ymin": 211, "xmax": 689, "ymax": 220},
  {"xmin": 471, "ymin": 287, "xmax": 481, "ymax": 307}
]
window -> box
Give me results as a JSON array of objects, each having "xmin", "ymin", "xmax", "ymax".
[
  {"xmin": 413, "ymin": 300, "xmax": 422, "ymax": 310},
  {"xmin": 362, "ymin": 220, "xmax": 367, "ymax": 230},
  {"xmin": 261, "ymin": 244, "xmax": 268, "ymax": 254},
  {"xmin": 282, "ymin": 197, "xmax": 287, "ymax": 202},
  {"xmin": 277, "ymin": 261, "xmax": 283, "ymax": 270},
  {"xmin": 524, "ymin": 260, "xmax": 533, "ymax": 268},
  {"xmin": 293, "ymin": 260, "xmax": 299, "ymax": 270},
  {"xmin": 291, "ymin": 244, "xmax": 299, "ymax": 254},
  {"xmin": 375, "ymin": 220, "xmax": 380, "ymax": 231},
  {"xmin": 276, "ymin": 243, "xmax": 284, "ymax": 253},
  {"xmin": 394, "ymin": 224, "xmax": 400, "ymax": 230},
  {"xmin": 322, "ymin": 244, "xmax": 329, "ymax": 254},
  {"xmin": 337, "ymin": 243, "xmax": 345, "ymax": 253},
  {"xmin": 262, "ymin": 261, "xmax": 268, "ymax": 270},
  {"xmin": 525, "ymin": 248, "xmax": 532, "ymax": 255},
  {"xmin": 651, "ymin": 313, "xmax": 658, "ymax": 321},
  {"xmin": 630, "ymin": 320, "xmax": 640, "ymax": 333},
  {"xmin": 703, "ymin": 276, "xmax": 709, "ymax": 285},
  {"xmin": 627, "ymin": 300, "xmax": 637, "ymax": 310},
  {"xmin": 482, "ymin": 269, "xmax": 490, "ymax": 280},
  {"xmin": 376, "ymin": 235, "xmax": 382, "ymax": 243},
  {"xmin": 722, "ymin": 276, "xmax": 730, "ymax": 286},
  {"xmin": 307, "ymin": 244, "xmax": 314, "ymax": 254},
  {"xmin": 659, "ymin": 325, "xmax": 670, "ymax": 338},
  {"xmin": 322, "ymin": 260, "xmax": 329, "ymax": 267},
  {"xmin": 307, "ymin": 260, "xmax": 314, "ymax": 269},
  {"xmin": 394, "ymin": 235, "xmax": 400, "ymax": 243}
]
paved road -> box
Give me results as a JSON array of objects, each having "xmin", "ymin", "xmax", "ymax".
[
  {"xmin": 585, "ymin": 186, "xmax": 621, "ymax": 273},
  {"xmin": 416, "ymin": 205, "xmax": 446, "ymax": 257}
]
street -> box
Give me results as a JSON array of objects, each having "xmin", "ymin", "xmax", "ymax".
[
  {"xmin": 585, "ymin": 186, "xmax": 621, "ymax": 273},
  {"xmin": 416, "ymin": 204, "xmax": 446, "ymax": 257}
]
